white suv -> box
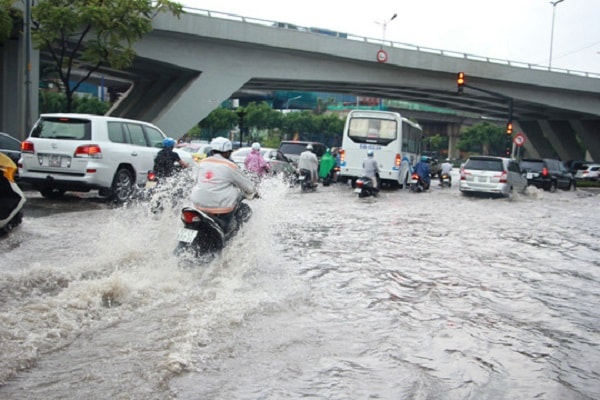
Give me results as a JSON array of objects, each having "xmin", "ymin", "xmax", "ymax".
[{"xmin": 19, "ymin": 113, "xmax": 170, "ymax": 202}]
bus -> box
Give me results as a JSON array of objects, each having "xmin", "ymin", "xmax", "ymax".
[{"xmin": 339, "ymin": 110, "xmax": 422, "ymax": 188}]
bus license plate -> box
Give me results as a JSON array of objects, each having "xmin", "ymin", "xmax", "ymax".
[{"xmin": 177, "ymin": 228, "xmax": 198, "ymax": 243}]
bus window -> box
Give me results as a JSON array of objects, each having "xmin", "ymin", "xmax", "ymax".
[{"xmin": 348, "ymin": 117, "xmax": 397, "ymax": 145}]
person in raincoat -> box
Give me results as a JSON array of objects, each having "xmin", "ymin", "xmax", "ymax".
[
  {"xmin": 318, "ymin": 148, "xmax": 336, "ymax": 183},
  {"xmin": 244, "ymin": 142, "xmax": 270, "ymax": 179}
]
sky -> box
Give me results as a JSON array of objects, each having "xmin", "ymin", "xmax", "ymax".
[{"xmin": 181, "ymin": 0, "xmax": 599, "ymax": 74}]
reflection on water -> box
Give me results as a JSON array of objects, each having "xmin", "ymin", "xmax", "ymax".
[{"xmin": 1, "ymin": 176, "xmax": 599, "ymax": 399}]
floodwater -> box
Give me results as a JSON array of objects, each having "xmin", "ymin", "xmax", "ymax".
[{"xmin": 1, "ymin": 172, "xmax": 599, "ymax": 399}]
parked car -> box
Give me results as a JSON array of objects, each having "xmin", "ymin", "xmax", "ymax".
[
  {"xmin": 176, "ymin": 142, "xmax": 212, "ymax": 162},
  {"xmin": 0, "ymin": 132, "xmax": 21, "ymax": 179},
  {"xmin": 459, "ymin": 155, "xmax": 527, "ymax": 197},
  {"xmin": 231, "ymin": 147, "xmax": 295, "ymax": 176},
  {"xmin": 574, "ymin": 163, "xmax": 600, "ymax": 181},
  {"xmin": 519, "ymin": 158, "xmax": 576, "ymax": 192},
  {"xmin": 19, "ymin": 113, "xmax": 171, "ymax": 202},
  {"xmin": 278, "ymin": 140, "xmax": 326, "ymax": 167}
]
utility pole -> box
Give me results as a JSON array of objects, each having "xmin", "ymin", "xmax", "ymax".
[{"xmin": 549, "ymin": 0, "xmax": 565, "ymax": 68}]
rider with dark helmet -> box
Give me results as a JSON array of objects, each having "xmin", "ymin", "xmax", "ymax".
[{"xmin": 153, "ymin": 137, "xmax": 189, "ymax": 178}]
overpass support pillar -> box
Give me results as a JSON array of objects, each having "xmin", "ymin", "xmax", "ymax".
[
  {"xmin": 537, "ymin": 120, "xmax": 582, "ymax": 161},
  {"xmin": 570, "ymin": 120, "xmax": 600, "ymax": 162},
  {"xmin": 516, "ymin": 121, "xmax": 551, "ymax": 158},
  {"xmin": 446, "ymin": 123, "xmax": 461, "ymax": 160}
]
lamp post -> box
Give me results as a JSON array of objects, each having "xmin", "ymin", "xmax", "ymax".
[
  {"xmin": 549, "ymin": 0, "xmax": 565, "ymax": 68},
  {"xmin": 286, "ymin": 95, "xmax": 301, "ymax": 110},
  {"xmin": 375, "ymin": 13, "xmax": 397, "ymax": 47}
]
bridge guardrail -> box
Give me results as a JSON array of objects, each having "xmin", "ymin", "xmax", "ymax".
[{"xmin": 182, "ymin": 6, "xmax": 599, "ymax": 80}]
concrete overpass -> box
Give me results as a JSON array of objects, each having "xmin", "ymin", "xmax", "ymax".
[{"xmin": 3, "ymin": 6, "xmax": 600, "ymax": 161}]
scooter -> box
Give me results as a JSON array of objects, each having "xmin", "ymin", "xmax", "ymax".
[
  {"xmin": 174, "ymin": 197, "xmax": 254, "ymax": 258},
  {"xmin": 409, "ymin": 172, "xmax": 429, "ymax": 193},
  {"xmin": 297, "ymin": 168, "xmax": 317, "ymax": 191},
  {"xmin": 354, "ymin": 175, "xmax": 378, "ymax": 198},
  {"xmin": 440, "ymin": 172, "xmax": 452, "ymax": 188},
  {"xmin": 0, "ymin": 153, "xmax": 26, "ymax": 236}
]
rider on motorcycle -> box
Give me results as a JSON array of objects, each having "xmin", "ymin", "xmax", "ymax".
[
  {"xmin": 414, "ymin": 155, "xmax": 432, "ymax": 190},
  {"xmin": 153, "ymin": 137, "xmax": 190, "ymax": 178},
  {"xmin": 318, "ymin": 148, "xmax": 336, "ymax": 183},
  {"xmin": 190, "ymin": 137, "xmax": 257, "ymax": 231},
  {"xmin": 298, "ymin": 143, "xmax": 319, "ymax": 187},
  {"xmin": 439, "ymin": 158, "xmax": 453, "ymax": 185},
  {"xmin": 244, "ymin": 142, "xmax": 270, "ymax": 178},
  {"xmin": 362, "ymin": 149, "xmax": 380, "ymax": 190}
]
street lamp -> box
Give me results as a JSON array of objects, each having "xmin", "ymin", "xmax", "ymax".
[
  {"xmin": 549, "ymin": 0, "xmax": 565, "ymax": 68},
  {"xmin": 286, "ymin": 95, "xmax": 301, "ymax": 110},
  {"xmin": 375, "ymin": 13, "xmax": 397, "ymax": 47}
]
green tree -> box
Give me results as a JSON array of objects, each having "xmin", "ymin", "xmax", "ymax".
[
  {"xmin": 39, "ymin": 91, "xmax": 110, "ymax": 115},
  {"xmin": 31, "ymin": 0, "xmax": 183, "ymax": 112},
  {"xmin": 0, "ymin": 0, "xmax": 18, "ymax": 44},
  {"xmin": 457, "ymin": 122, "xmax": 506, "ymax": 155},
  {"xmin": 198, "ymin": 107, "xmax": 237, "ymax": 140}
]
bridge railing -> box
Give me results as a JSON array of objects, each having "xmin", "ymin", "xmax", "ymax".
[{"xmin": 182, "ymin": 6, "xmax": 600, "ymax": 80}]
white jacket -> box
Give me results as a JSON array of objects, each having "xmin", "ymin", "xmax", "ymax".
[{"xmin": 190, "ymin": 154, "xmax": 255, "ymax": 214}]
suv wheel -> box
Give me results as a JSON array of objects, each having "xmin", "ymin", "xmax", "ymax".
[
  {"xmin": 40, "ymin": 188, "xmax": 66, "ymax": 199},
  {"xmin": 111, "ymin": 168, "xmax": 134, "ymax": 203}
]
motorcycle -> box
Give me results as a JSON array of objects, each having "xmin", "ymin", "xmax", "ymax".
[
  {"xmin": 0, "ymin": 153, "xmax": 26, "ymax": 236},
  {"xmin": 175, "ymin": 196, "xmax": 254, "ymax": 258},
  {"xmin": 410, "ymin": 172, "xmax": 429, "ymax": 193},
  {"xmin": 297, "ymin": 168, "xmax": 317, "ymax": 191},
  {"xmin": 354, "ymin": 175, "xmax": 378, "ymax": 198},
  {"xmin": 440, "ymin": 172, "xmax": 452, "ymax": 188}
]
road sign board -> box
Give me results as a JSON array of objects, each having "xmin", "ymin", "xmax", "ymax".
[{"xmin": 513, "ymin": 133, "xmax": 526, "ymax": 147}]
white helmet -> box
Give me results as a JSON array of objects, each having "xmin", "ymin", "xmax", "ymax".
[
  {"xmin": 306, "ymin": 144, "xmax": 313, "ymax": 150},
  {"xmin": 251, "ymin": 142, "xmax": 261, "ymax": 151},
  {"xmin": 210, "ymin": 136, "xmax": 233, "ymax": 153}
]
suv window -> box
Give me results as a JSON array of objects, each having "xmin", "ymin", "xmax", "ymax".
[
  {"xmin": 145, "ymin": 126, "xmax": 166, "ymax": 148},
  {"xmin": 279, "ymin": 142, "xmax": 326, "ymax": 158},
  {"xmin": 125, "ymin": 123, "xmax": 148, "ymax": 147},
  {"xmin": 108, "ymin": 121, "xmax": 127, "ymax": 143},
  {"xmin": 465, "ymin": 158, "xmax": 503, "ymax": 171},
  {"xmin": 31, "ymin": 117, "xmax": 92, "ymax": 140},
  {"xmin": 520, "ymin": 160, "xmax": 545, "ymax": 172}
]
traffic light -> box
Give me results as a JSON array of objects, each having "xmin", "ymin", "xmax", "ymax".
[
  {"xmin": 506, "ymin": 122, "xmax": 513, "ymax": 135},
  {"xmin": 457, "ymin": 72, "xmax": 465, "ymax": 94}
]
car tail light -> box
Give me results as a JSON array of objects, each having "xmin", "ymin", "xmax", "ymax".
[
  {"xmin": 460, "ymin": 167, "xmax": 468, "ymax": 180},
  {"xmin": 74, "ymin": 144, "xmax": 102, "ymax": 158},
  {"xmin": 21, "ymin": 140, "xmax": 34, "ymax": 153},
  {"xmin": 181, "ymin": 210, "xmax": 201, "ymax": 224},
  {"xmin": 395, "ymin": 153, "xmax": 401, "ymax": 168},
  {"xmin": 498, "ymin": 171, "xmax": 508, "ymax": 183},
  {"xmin": 582, "ymin": 171, "xmax": 589, "ymax": 176},
  {"xmin": 542, "ymin": 167, "xmax": 549, "ymax": 177}
]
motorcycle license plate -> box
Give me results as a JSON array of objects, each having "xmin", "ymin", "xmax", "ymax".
[
  {"xmin": 354, "ymin": 188, "xmax": 362, "ymax": 193},
  {"xmin": 298, "ymin": 175, "xmax": 306, "ymax": 180},
  {"xmin": 145, "ymin": 180, "xmax": 157, "ymax": 189},
  {"xmin": 177, "ymin": 228, "xmax": 198, "ymax": 243}
]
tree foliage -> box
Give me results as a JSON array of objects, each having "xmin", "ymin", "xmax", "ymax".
[
  {"xmin": 39, "ymin": 91, "xmax": 110, "ymax": 115},
  {"xmin": 30, "ymin": 0, "xmax": 183, "ymax": 112},
  {"xmin": 0, "ymin": 0, "xmax": 18, "ymax": 44},
  {"xmin": 191, "ymin": 101, "xmax": 345, "ymax": 147},
  {"xmin": 457, "ymin": 122, "xmax": 506, "ymax": 156}
]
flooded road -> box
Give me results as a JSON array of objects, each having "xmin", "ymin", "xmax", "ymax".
[{"xmin": 1, "ymin": 175, "xmax": 599, "ymax": 399}]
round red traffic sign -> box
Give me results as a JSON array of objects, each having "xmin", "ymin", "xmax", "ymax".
[
  {"xmin": 513, "ymin": 133, "xmax": 526, "ymax": 147},
  {"xmin": 376, "ymin": 50, "xmax": 388, "ymax": 63}
]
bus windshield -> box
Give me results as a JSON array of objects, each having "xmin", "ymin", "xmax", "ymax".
[{"xmin": 347, "ymin": 117, "xmax": 397, "ymax": 145}]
